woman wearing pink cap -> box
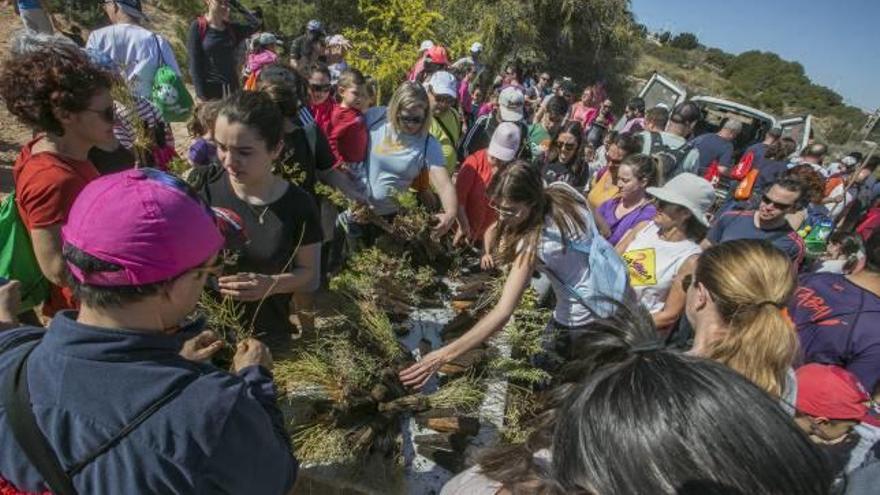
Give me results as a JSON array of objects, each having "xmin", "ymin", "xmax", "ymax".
[
  {"xmin": 190, "ymin": 90, "xmax": 323, "ymax": 349},
  {"xmin": 1, "ymin": 45, "xmax": 114, "ymax": 319}
]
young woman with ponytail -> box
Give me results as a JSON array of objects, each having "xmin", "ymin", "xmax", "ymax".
[
  {"xmin": 684, "ymin": 239, "xmax": 800, "ymax": 402},
  {"xmin": 441, "ymin": 304, "xmax": 833, "ymax": 495},
  {"xmin": 400, "ymin": 160, "xmax": 628, "ymax": 389}
]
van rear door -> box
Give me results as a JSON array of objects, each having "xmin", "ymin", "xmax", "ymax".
[
  {"xmin": 638, "ymin": 73, "xmax": 687, "ymax": 112},
  {"xmin": 778, "ymin": 115, "xmax": 812, "ymax": 151}
]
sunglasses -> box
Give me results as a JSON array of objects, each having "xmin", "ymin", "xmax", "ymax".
[
  {"xmin": 309, "ymin": 83, "xmax": 331, "ymax": 93},
  {"xmin": 761, "ymin": 194, "xmax": 795, "ymax": 210},
  {"xmin": 489, "ymin": 200, "xmax": 519, "ymax": 218},
  {"xmin": 84, "ymin": 105, "xmax": 115, "ymax": 124},
  {"xmin": 681, "ymin": 273, "xmax": 694, "ymax": 292},
  {"xmin": 398, "ymin": 115, "xmax": 425, "ymax": 125},
  {"xmin": 556, "ymin": 141, "xmax": 577, "ymax": 151}
]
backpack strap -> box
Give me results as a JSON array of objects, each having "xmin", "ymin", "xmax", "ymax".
[
  {"xmin": 303, "ymin": 123, "xmax": 318, "ymax": 158},
  {"xmin": 649, "ymin": 131, "xmax": 662, "ymax": 152},
  {"xmin": 2, "ymin": 337, "xmax": 199, "ymax": 494},
  {"xmin": 152, "ymin": 34, "xmax": 166, "ymax": 67}
]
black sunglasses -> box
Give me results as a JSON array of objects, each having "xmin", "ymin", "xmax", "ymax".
[
  {"xmin": 556, "ymin": 141, "xmax": 577, "ymax": 151},
  {"xmin": 761, "ymin": 194, "xmax": 795, "ymax": 210},
  {"xmin": 309, "ymin": 83, "xmax": 331, "ymax": 93},
  {"xmin": 398, "ymin": 115, "xmax": 425, "ymax": 125},
  {"xmin": 84, "ymin": 105, "xmax": 115, "ymax": 123}
]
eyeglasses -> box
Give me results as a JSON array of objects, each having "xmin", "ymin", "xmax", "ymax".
[
  {"xmin": 489, "ymin": 200, "xmax": 519, "ymax": 218},
  {"xmin": 84, "ymin": 106, "xmax": 115, "ymax": 123},
  {"xmin": 556, "ymin": 141, "xmax": 577, "ymax": 151},
  {"xmin": 761, "ymin": 194, "xmax": 795, "ymax": 210},
  {"xmin": 398, "ymin": 114, "xmax": 425, "ymax": 125},
  {"xmin": 309, "ymin": 83, "xmax": 331, "ymax": 93}
]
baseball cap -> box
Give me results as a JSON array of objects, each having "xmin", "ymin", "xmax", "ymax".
[
  {"xmin": 111, "ymin": 0, "xmax": 149, "ymax": 22},
  {"xmin": 470, "ymin": 42, "xmax": 483, "ymax": 53},
  {"xmin": 427, "ymin": 71, "xmax": 458, "ymax": 99},
  {"xmin": 425, "ymin": 45, "xmax": 449, "ymax": 65},
  {"xmin": 62, "ymin": 169, "xmax": 244, "ymax": 287},
  {"xmin": 419, "ymin": 40, "xmax": 435, "ymax": 52},
  {"xmin": 488, "ymin": 122, "xmax": 521, "ymax": 162},
  {"xmin": 646, "ymin": 173, "xmax": 715, "ymax": 226},
  {"xmin": 257, "ymin": 32, "xmax": 283, "ymax": 46},
  {"xmin": 796, "ymin": 364, "xmax": 880, "ymax": 427},
  {"xmin": 498, "ymin": 87, "xmax": 525, "ymax": 122},
  {"xmin": 306, "ymin": 19, "xmax": 325, "ymax": 34}
]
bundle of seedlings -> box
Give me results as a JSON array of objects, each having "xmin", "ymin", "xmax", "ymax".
[{"xmin": 330, "ymin": 246, "xmax": 442, "ymax": 317}]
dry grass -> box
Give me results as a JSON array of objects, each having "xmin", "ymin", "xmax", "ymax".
[{"xmin": 428, "ymin": 376, "xmax": 485, "ymax": 414}]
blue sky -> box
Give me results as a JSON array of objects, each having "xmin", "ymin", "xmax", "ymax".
[{"xmin": 630, "ymin": 0, "xmax": 879, "ymax": 112}]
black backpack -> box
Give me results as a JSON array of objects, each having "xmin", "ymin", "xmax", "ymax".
[{"xmin": 649, "ymin": 131, "xmax": 694, "ymax": 179}]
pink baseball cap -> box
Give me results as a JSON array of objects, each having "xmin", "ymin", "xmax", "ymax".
[{"xmin": 62, "ymin": 168, "xmax": 238, "ymax": 287}]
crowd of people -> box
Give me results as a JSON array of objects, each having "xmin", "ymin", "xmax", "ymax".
[{"xmin": 2, "ymin": 3, "xmax": 880, "ymax": 494}]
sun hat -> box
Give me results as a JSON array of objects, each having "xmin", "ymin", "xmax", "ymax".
[
  {"xmin": 62, "ymin": 169, "xmax": 244, "ymax": 287},
  {"xmin": 470, "ymin": 42, "xmax": 483, "ymax": 53},
  {"xmin": 426, "ymin": 71, "xmax": 458, "ymax": 99},
  {"xmin": 488, "ymin": 122, "xmax": 521, "ymax": 162},
  {"xmin": 796, "ymin": 364, "xmax": 880, "ymax": 427},
  {"xmin": 111, "ymin": 0, "xmax": 149, "ymax": 23},
  {"xmin": 419, "ymin": 40, "xmax": 435, "ymax": 53},
  {"xmin": 326, "ymin": 34, "xmax": 351, "ymax": 48},
  {"xmin": 646, "ymin": 173, "xmax": 715, "ymax": 226},
  {"xmin": 498, "ymin": 87, "xmax": 525, "ymax": 122},
  {"xmin": 425, "ymin": 45, "xmax": 449, "ymax": 65}
]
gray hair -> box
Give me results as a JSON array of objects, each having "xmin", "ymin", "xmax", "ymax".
[
  {"xmin": 9, "ymin": 29, "xmax": 78, "ymax": 57},
  {"xmin": 722, "ymin": 118, "xmax": 743, "ymax": 135}
]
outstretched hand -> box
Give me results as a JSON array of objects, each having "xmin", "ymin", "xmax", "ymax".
[
  {"xmin": 180, "ymin": 330, "xmax": 225, "ymax": 362},
  {"xmin": 399, "ymin": 349, "xmax": 450, "ymax": 390}
]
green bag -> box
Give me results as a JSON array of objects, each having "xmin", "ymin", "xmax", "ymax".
[
  {"xmin": 150, "ymin": 35, "xmax": 193, "ymax": 122},
  {"xmin": 0, "ymin": 192, "xmax": 49, "ymax": 312}
]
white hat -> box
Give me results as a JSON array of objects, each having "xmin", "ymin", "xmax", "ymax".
[
  {"xmin": 498, "ymin": 87, "xmax": 525, "ymax": 122},
  {"xmin": 488, "ymin": 122, "xmax": 521, "ymax": 162},
  {"xmin": 326, "ymin": 34, "xmax": 351, "ymax": 48},
  {"xmin": 427, "ymin": 71, "xmax": 458, "ymax": 99},
  {"xmin": 419, "ymin": 40, "xmax": 435, "ymax": 52},
  {"xmin": 470, "ymin": 42, "xmax": 483, "ymax": 53},
  {"xmin": 842, "ymin": 156, "xmax": 859, "ymax": 167},
  {"xmin": 646, "ymin": 173, "xmax": 715, "ymax": 226}
]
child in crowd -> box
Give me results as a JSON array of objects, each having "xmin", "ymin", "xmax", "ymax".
[
  {"xmin": 812, "ymin": 232, "xmax": 865, "ymax": 274},
  {"xmin": 243, "ymin": 32, "xmax": 283, "ymax": 82},
  {"xmin": 328, "ymin": 69, "xmax": 368, "ymax": 173},
  {"xmin": 187, "ymin": 101, "xmax": 221, "ymax": 168},
  {"xmin": 477, "ymin": 85, "xmax": 500, "ymax": 118}
]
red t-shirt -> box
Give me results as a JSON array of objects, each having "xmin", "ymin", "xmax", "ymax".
[
  {"xmin": 455, "ymin": 149, "xmax": 497, "ymax": 242},
  {"xmin": 12, "ymin": 137, "xmax": 100, "ymax": 317},
  {"xmin": 328, "ymin": 105, "xmax": 367, "ymax": 166},
  {"xmin": 309, "ymin": 98, "xmax": 336, "ymax": 139}
]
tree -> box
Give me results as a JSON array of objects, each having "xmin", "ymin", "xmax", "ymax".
[
  {"xmin": 669, "ymin": 32, "xmax": 699, "ymax": 50},
  {"xmin": 658, "ymin": 31, "xmax": 671, "ymax": 44}
]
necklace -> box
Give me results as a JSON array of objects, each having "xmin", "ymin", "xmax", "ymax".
[{"xmin": 246, "ymin": 202, "xmax": 271, "ymax": 224}]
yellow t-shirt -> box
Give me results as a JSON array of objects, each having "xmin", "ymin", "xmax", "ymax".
[{"xmin": 587, "ymin": 168, "xmax": 619, "ymax": 210}]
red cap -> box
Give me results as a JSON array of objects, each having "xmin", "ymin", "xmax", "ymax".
[
  {"xmin": 796, "ymin": 364, "xmax": 880, "ymax": 426},
  {"xmin": 425, "ymin": 46, "xmax": 449, "ymax": 65}
]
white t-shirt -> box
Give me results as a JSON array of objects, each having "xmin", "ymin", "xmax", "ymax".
[
  {"xmin": 86, "ymin": 23, "xmax": 181, "ymax": 99},
  {"xmin": 622, "ymin": 222, "xmax": 701, "ymax": 313}
]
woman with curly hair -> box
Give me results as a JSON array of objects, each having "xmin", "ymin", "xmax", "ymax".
[
  {"xmin": 0, "ymin": 45, "xmax": 114, "ymax": 317},
  {"xmin": 784, "ymin": 163, "xmax": 830, "ymax": 231}
]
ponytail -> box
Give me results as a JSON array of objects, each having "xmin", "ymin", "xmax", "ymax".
[{"xmin": 695, "ymin": 240, "xmax": 798, "ymax": 398}]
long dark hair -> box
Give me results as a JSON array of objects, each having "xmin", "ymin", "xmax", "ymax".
[
  {"xmin": 475, "ymin": 303, "xmax": 832, "ymax": 495},
  {"xmin": 546, "ymin": 121, "xmax": 586, "ymax": 180},
  {"xmin": 487, "ymin": 161, "xmax": 588, "ymax": 264}
]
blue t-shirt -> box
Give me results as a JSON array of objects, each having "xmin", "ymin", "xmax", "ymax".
[
  {"xmin": 690, "ymin": 133, "xmax": 734, "ymax": 175},
  {"xmin": 366, "ymin": 119, "xmax": 445, "ymax": 215},
  {"xmin": 791, "ymin": 273, "xmax": 880, "ymax": 392},
  {"xmin": 707, "ymin": 210, "xmax": 805, "ymax": 266},
  {"xmin": 755, "ymin": 158, "xmax": 790, "ymax": 196}
]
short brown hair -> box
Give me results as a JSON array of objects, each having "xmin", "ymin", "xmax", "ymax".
[{"xmin": 0, "ymin": 46, "xmax": 112, "ymax": 135}]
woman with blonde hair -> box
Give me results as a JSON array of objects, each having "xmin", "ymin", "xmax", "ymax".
[
  {"xmin": 684, "ymin": 239, "xmax": 799, "ymax": 403},
  {"xmin": 342, "ymin": 81, "xmax": 457, "ymax": 246}
]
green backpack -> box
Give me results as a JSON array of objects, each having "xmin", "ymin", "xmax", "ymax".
[
  {"xmin": 150, "ymin": 35, "xmax": 193, "ymax": 122},
  {"xmin": 0, "ymin": 193, "xmax": 49, "ymax": 312}
]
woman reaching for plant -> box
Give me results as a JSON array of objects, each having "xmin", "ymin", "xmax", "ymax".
[
  {"xmin": 400, "ymin": 161, "xmax": 629, "ymax": 389},
  {"xmin": 190, "ymin": 90, "xmax": 322, "ymax": 350}
]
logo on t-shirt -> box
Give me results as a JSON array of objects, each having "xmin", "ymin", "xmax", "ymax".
[{"xmin": 623, "ymin": 248, "xmax": 656, "ymax": 287}]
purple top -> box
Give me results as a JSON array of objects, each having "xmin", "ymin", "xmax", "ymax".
[
  {"xmin": 597, "ymin": 197, "xmax": 657, "ymax": 245},
  {"xmin": 791, "ymin": 272, "xmax": 880, "ymax": 392}
]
